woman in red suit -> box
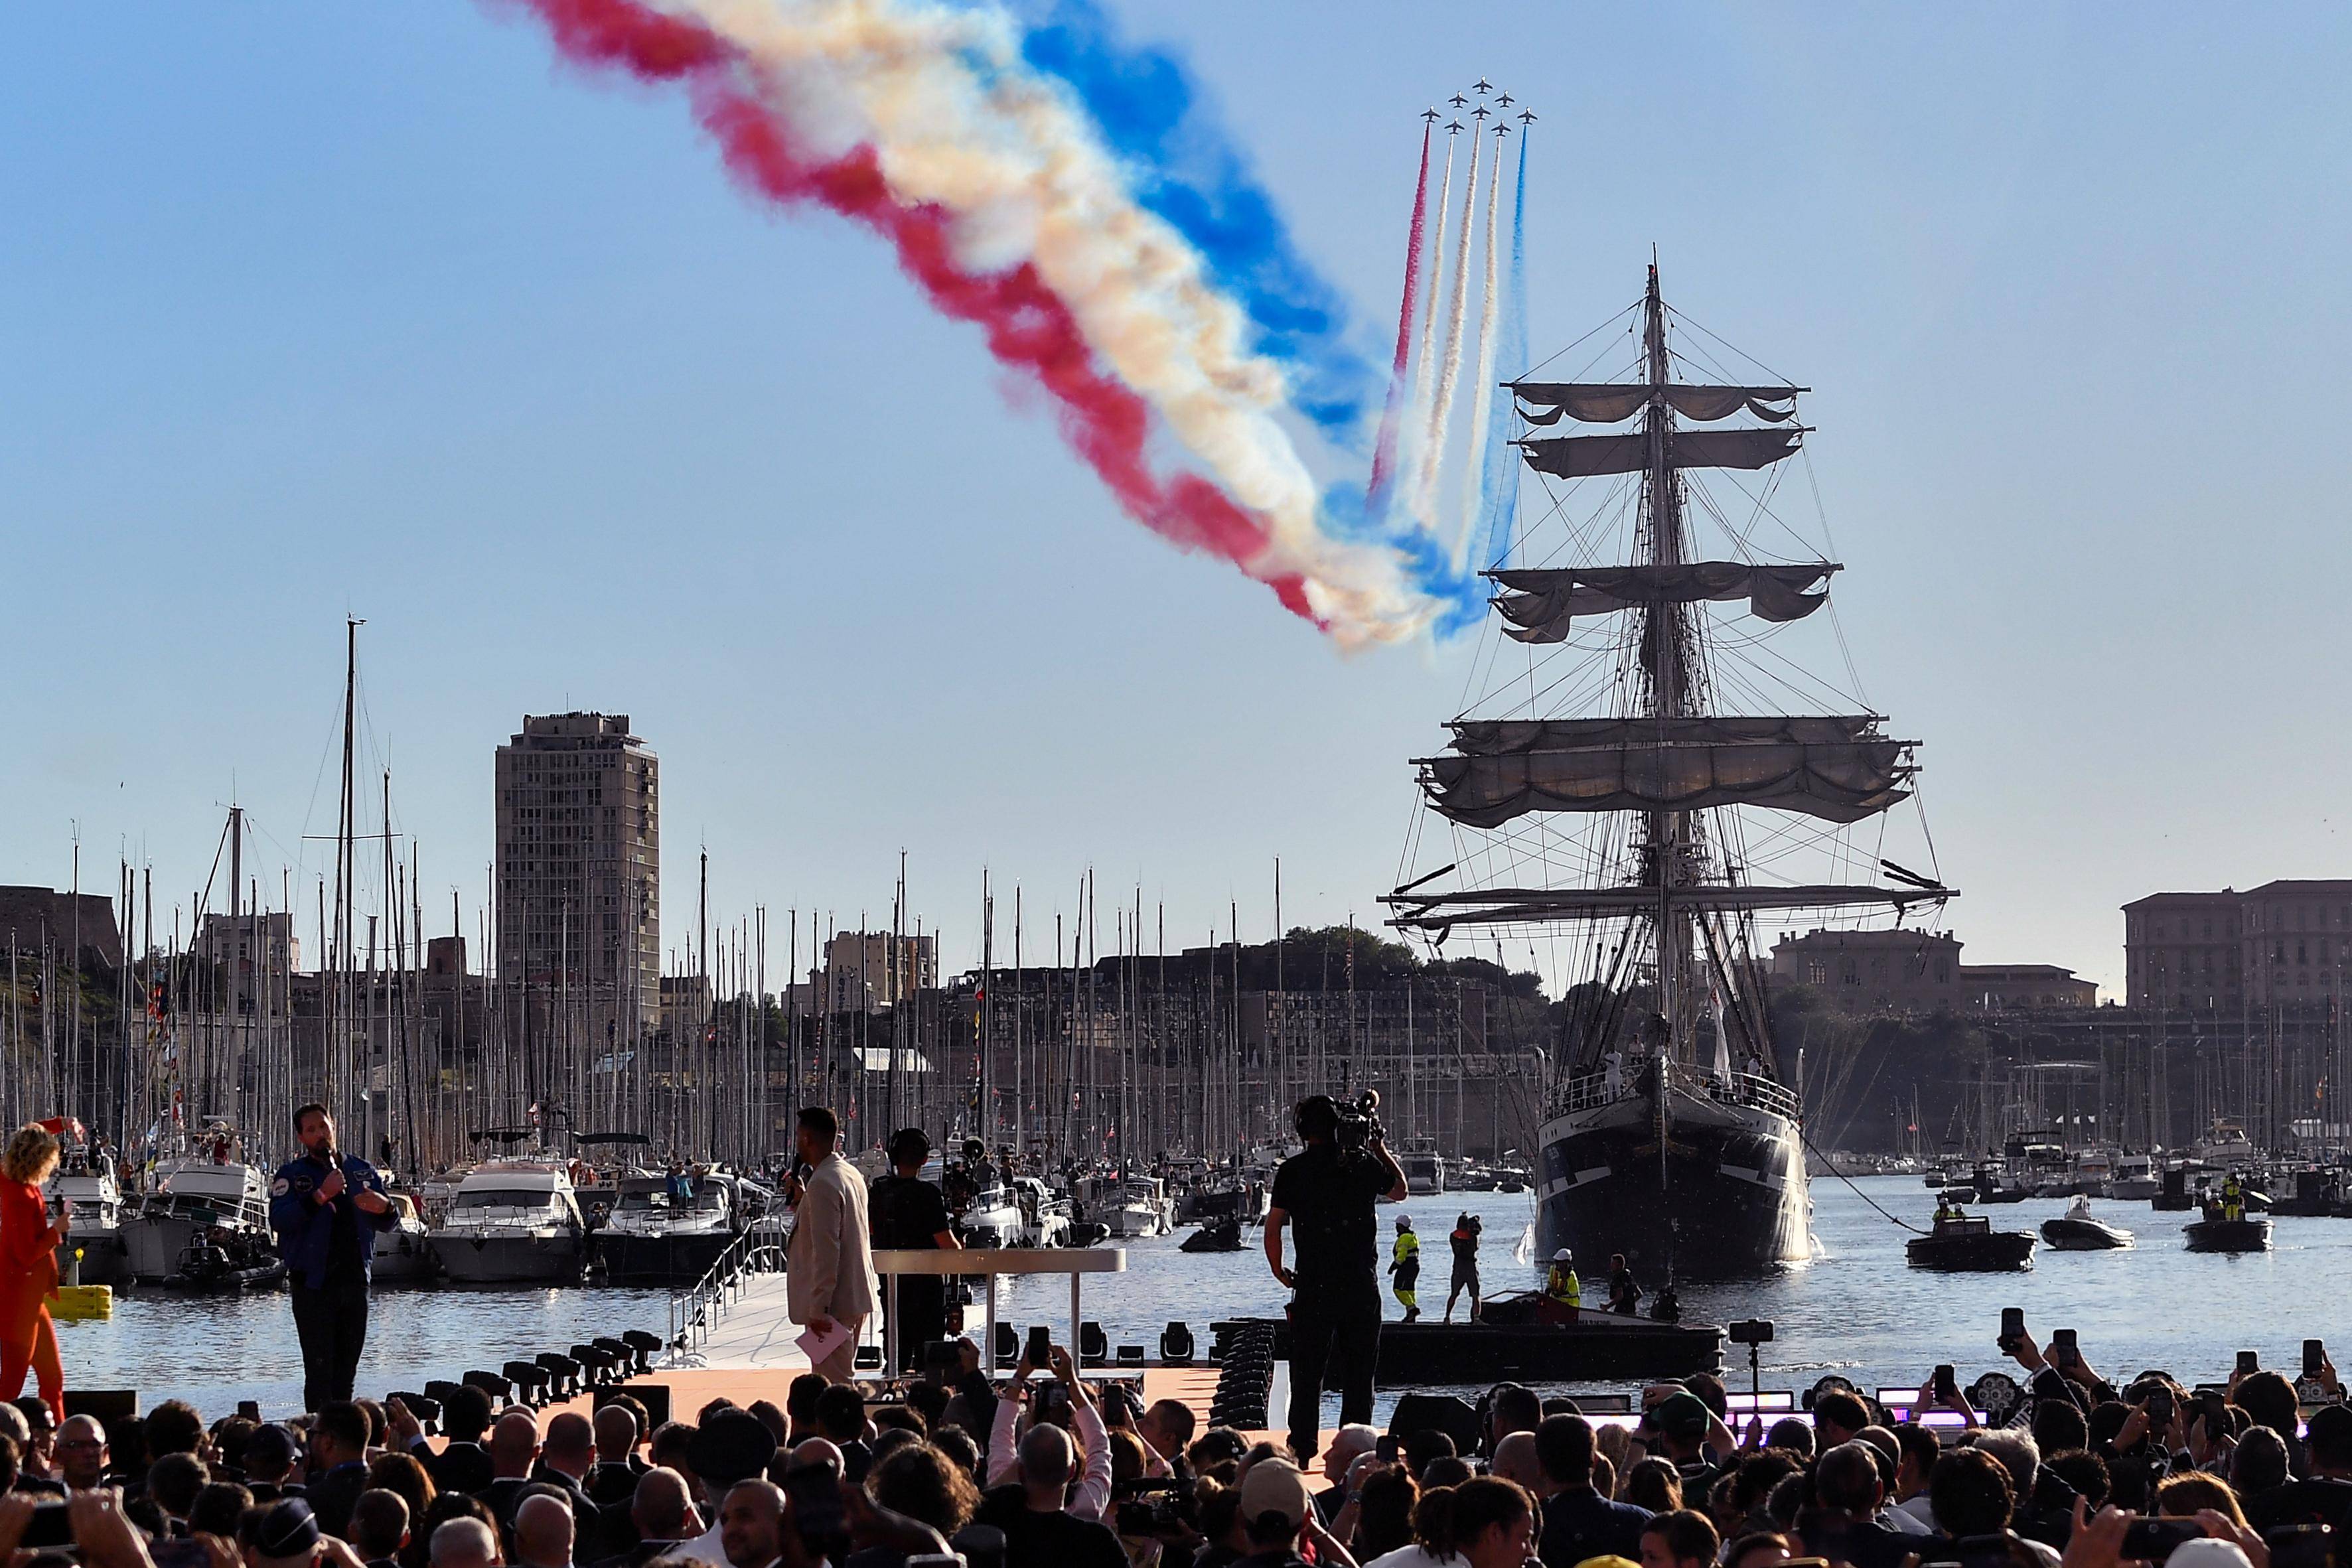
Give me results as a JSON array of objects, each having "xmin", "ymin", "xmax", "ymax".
[{"xmin": 0, "ymin": 1123, "xmax": 69, "ymax": 1424}]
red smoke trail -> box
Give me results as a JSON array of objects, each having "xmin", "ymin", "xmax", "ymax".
[
  {"xmin": 1364, "ymin": 122, "xmax": 1432, "ymax": 518},
  {"xmin": 506, "ymin": 0, "xmax": 1315, "ymax": 622}
]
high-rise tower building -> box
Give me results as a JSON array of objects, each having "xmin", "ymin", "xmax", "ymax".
[{"xmin": 494, "ymin": 713, "xmax": 659, "ymax": 1027}]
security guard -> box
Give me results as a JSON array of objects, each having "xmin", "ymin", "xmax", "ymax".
[
  {"xmin": 269, "ymin": 1103, "xmax": 396, "ymax": 1411},
  {"xmin": 1388, "ymin": 1215, "xmax": 1421, "ymax": 1322},
  {"xmin": 869, "ymin": 1127, "xmax": 962, "ymax": 1374}
]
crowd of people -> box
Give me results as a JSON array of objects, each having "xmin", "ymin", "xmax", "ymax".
[
  {"xmin": 0, "ymin": 1319, "xmax": 2346, "ymax": 1568},
  {"xmin": 4, "ymin": 1101, "xmax": 2349, "ymax": 1568}
]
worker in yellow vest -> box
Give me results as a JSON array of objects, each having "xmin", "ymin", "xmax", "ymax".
[
  {"xmin": 1537, "ymin": 1247, "xmax": 1582, "ymax": 1325},
  {"xmin": 1388, "ymin": 1215, "xmax": 1421, "ymax": 1322}
]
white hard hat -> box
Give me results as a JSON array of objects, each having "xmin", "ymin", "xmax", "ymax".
[
  {"xmin": 1396, "ymin": 1215, "xmax": 1412, "ymax": 1228},
  {"xmin": 1552, "ymin": 1248, "xmax": 1572, "ymax": 1262}
]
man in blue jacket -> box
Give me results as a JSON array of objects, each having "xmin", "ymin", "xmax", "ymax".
[{"xmin": 269, "ymin": 1103, "xmax": 396, "ymax": 1411}]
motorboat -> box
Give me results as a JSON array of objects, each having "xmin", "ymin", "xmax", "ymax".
[
  {"xmin": 2041, "ymin": 1200, "xmax": 2134, "ymax": 1250},
  {"xmin": 428, "ymin": 1158, "xmax": 587, "ymax": 1283},
  {"xmin": 368, "ymin": 1192, "xmax": 439, "ymax": 1284},
  {"xmin": 1968, "ymin": 1163, "xmax": 2032, "ymax": 1204},
  {"xmin": 1010, "ymin": 1177, "xmax": 1071, "ymax": 1248},
  {"xmin": 163, "ymin": 1230, "xmax": 285, "ymax": 1293},
  {"xmin": 1495, "ymin": 1163, "xmax": 1530, "ymax": 1194},
  {"xmin": 1905, "ymin": 1214, "xmax": 2036, "ymax": 1271},
  {"xmin": 46, "ymin": 1143, "xmax": 127, "ymax": 1286},
  {"xmin": 2108, "ymin": 1152, "xmax": 2163, "ymax": 1202},
  {"xmin": 1100, "ymin": 1176, "xmax": 1173, "ymax": 1238},
  {"xmin": 2271, "ymin": 1167, "xmax": 2346, "ymax": 1218},
  {"xmin": 596, "ymin": 1171, "xmax": 746, "ymax": 1283},
  {"xmin": 1179, "ymin": 1216, "xmax": 1244, "ymax": 1253},
  {"xmin": 121, "ymin": 1151, "xmax": 273, "ymax": 1284},
  {"xmin": 957, "ymin": 1183, "xmax": 1026, "ymax": 1249},
  {"xmin": 2071, "ymin": 1147, "xmax": 2116, "ymax": 1198},
  {"xmin": 1400, "ymin": 1143, "xmax": 1447, "ymax": 1196},
  {"xmin": 2185, "ymin": 1214, "xmax": 2272, "ymax": 1253}
]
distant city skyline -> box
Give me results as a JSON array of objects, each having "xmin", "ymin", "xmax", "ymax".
[{"xmin": 8, "ymin": 4, "xmax": 2352, "ymax": 999}]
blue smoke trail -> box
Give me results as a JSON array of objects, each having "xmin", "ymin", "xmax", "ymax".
[
  {"xmin": 1017, "ymin": 0, "xmax": 1379, "ymax": 438},
  {"xmin": 1473, "ymin": 129, "xmax": 1529, "ymax": 572},
  {"xmin": 1319, "ymin": 480, "xmax": 1491, "ymax": 634}
]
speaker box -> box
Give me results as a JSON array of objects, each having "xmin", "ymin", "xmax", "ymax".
[{"xmin": 1386, "ymin": 1392, "xmax": 1480, "ymax": 1454}]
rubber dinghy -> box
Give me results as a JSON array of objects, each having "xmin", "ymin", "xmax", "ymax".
[{"xmin": 2041, "ymin": 1215, "xmax": 2134, "ymax": 1250}]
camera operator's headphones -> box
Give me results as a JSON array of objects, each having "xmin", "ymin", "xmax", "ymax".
[{"xmin": 1294, "ymin": 1096, "xmax": 1341, "ymax": 1141}]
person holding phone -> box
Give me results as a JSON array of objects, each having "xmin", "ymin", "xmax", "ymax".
[
  {"xmin": 782, "ymin": 1107, "xmax": 877, "ymax": 1382},
  {"xmin": 985, "ymin": 1344, "xmax": 1114, "ymax": 1524},
  {"xmin": 269, "ymin": 1103, "xmax": 397, "ymax": 1412},
  {"xmin": 0, "ymin": 1124, "xmax": 70, "ymax": 1425}
]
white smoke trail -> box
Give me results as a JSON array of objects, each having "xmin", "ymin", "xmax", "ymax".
[
  {"xmin": 661, "ymin": 0, "xmax": 1436, "ymax": 644},
  {"xmin": 1453, "ymin": 131, "xmax": 1505, "ymax": 571},
  {"xmin": 1413, "ymin": 120, "xmax": 1481, "ymax": 526}
]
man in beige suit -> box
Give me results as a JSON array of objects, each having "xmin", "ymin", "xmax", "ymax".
[{"xmin": 783, "ymin": 1105, "xmax": 876, "ymax": 1381}]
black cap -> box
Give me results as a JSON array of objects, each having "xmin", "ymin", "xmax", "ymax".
[
  {"xmin": 245, "ymin": 1423, "xmax": 299, "ymax": 1472},
  {"xmin": 257, "ymin": 1499, "xmax": 321, "ymax": 1559},
  {"xmin": 686, "ymin": 1407, "xmax": 778, "ymax": 1486}
]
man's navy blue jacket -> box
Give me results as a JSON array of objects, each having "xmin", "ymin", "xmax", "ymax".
[{"xmin": 269, "ymin": 1151, "xmax": 397, "ymax": 1289}]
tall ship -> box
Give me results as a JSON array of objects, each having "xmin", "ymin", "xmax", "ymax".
[{"xmin": 1387, "ymin": 266, "xmax": 1953, "ymax": 1274}]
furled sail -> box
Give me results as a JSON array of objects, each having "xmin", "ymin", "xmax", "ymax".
[
  {"xmin": 1422, "ymin": 715, "xmax": 1911, "ymax": 827},
  {"xmin": 1489, "ymin": 562, "xmax": 1837, "ymax": 640},
  {"xmin": 1518, "ymin": 427, "xmax": 1802, "ymax": 479},
  {"xmin": 1384, "ymin": 881, "xmax": 1949, "ymax": 925},
  {"xmin": 1510, "ymin": 382, "xmax": 1802, "ymax": 426}
]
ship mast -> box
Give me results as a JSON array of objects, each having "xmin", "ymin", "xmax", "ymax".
[{"xmin": 1640, "ymin": 263, "xmax": 1690, "ymax": 1062}]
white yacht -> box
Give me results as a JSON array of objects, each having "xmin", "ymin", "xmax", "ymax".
[
  {"xmin": 428, "ymin": 1159, "xmax": 587, "ymax": 1284},
  {"xmin": 1106, "ymin": 1175, "xmax": 1173, "ymax": 1238},
  {"xmin": 596, "ymin": 1171, "xmax": 745, "ymax": 1283},
  {"xmin": 958, "ymin": 1183, "xmax": 1025, "ymax": 1248},
  {"xmin": 46, "ymin": 1147, "xmax": 127, "ymax": 1285},
  {"xmin": 369, "ymin": 1192, "xmax": 439, "ymax": 1283},
  {"xmin": 2109, "ymin": 1152, "xmax": 2162, "ymax": 1201},
  {"xmin": 1400, "ymin": 1145, "xmax": 1447, "ymax": 1196},
  {"xmin": 121, "ymin": 1154, "xmax": 272, "ymax": 1284}
]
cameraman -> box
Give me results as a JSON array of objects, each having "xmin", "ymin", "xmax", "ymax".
[{"xmin": 1264, "ymin": 1096, "xmax": 1406, "ymax": 1466}]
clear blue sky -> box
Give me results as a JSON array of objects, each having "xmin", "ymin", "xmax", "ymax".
[{"xmin": 5, "ymin": 3, "xmax": 2347, "ymax": 997}]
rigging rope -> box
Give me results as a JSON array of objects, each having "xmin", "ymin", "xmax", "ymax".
[{"xmin": 1799, "ymin": 1126, "xmax": 1928, "ymax": 1234}]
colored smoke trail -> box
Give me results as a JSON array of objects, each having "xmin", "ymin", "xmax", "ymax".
[
  {"xmin": 1408, "ymin": 129, "xmax": 1457, "ymax": 474},
  {"xmin": 1475, "ymin": 127, "xmax": 1530, "ymax": 571},
  {"xmin": 1364, "ymin": 122, "xmax": 1432, "ymax": 520},
  {"xmin": 506, "ymin": 0, "xmax": 1435, "ymax": 644},
  {"xmin": 1414, "ymin": 123, "xmax": 1481, "ymax": 526},
  {"xmin": 1017, "ymin": 0, "xmax": 1377, "ymax": 435},
  {"xmin": 1455, "ymin": 128, "xmax": 1505, "ymax": 572}
]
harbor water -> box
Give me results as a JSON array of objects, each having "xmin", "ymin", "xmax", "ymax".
[{"xmin": 57, "ymin": 1178, "xmax": 2340, "ymax": 1419}]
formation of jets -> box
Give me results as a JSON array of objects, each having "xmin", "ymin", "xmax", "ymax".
[{"xmin": 1428, "ymin": 80, "xmax": 1528, "ymax": 131}]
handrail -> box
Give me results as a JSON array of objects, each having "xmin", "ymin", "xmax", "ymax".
[
  {"xmin": 1546, "ymin": 1058, "xmax": 1801, "ymax": 1122},
  {"xmin": 664, "ymin": 1218, "xmax": 790, "ymax": 1362}
]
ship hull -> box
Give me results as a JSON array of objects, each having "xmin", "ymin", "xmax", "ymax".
[
  {"xmin": 1537, "ymin": 1085, "xmax": 1809, "ymax": 1275},
  {"xmin": 429, "ymin": 1233, "xmax": 583, "ymax": 1285},
  {"xmin": 595, "ymin": 1230, "xmax": 734, "ymax": 1285}
]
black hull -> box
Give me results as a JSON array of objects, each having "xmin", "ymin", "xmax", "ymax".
[
  {"xmin": 1537, "ymin": 1089, "xmax": 1808, "ymax": 1275},
  {"xmin": 595, "ymin": 1230, "xmax": 735, "ymax": 1283},
  {"xmin": 2040, "ymin": 1218, "xmax": 2132, "ymax": 1250},
  {"xmin": 2184, "ymin": 1218, "xmax": 2271, "ymax": 1253},
  {"xmin": 1908, "ymin": 1232, "xmax": 2036, "ymax": 1271}
]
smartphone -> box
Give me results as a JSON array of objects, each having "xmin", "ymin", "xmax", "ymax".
[
  {"xmin": 2239, "ymin": 1350, "xmax": 2260, "ymax": 1376},
  {"xmin": 2051, "ymin": 1328, "xmax": 2079, "ymax": 1370},
  {"xmin": 2145, "ymin": 1386, "xmax": 2175, "ymax": 1430},
  {"xmin": 2121, "ymin": 1519, "xmax": 2203, "ymax": 1561},
  {"xmin": 21, "ymin": 1504, "xmax": 70, "ymax": 1550},
  {"xmin": 2307, "ymin": 1340, "xmax": 2327, "ymax": 1379},
  {"xmin": 2267, "ymin": 1526, "xmax": 2333, "ymax": 1568},
  {"xmin": 2203, "ymin": 1390, "xmax": 2229, "ymax": 1433},
  {"xmin": 1025, "ymin": 1325, "xmax": 1053, "ymax": 1366},
  {"xmin": 782, "ymin": 1461, "xmax": 846, "ymax": 1549},
  {"xmin": 1998, "ymin": 1308, "xmax": 2025, "ymax": 1352},
  {"xmin": 1376, "ymin": 1433, "xmax": 1400, "ymax": 1463},
  {"xmin": 1933, "ymin": 1365, "xmax": 1958, "ymax": 1400}
]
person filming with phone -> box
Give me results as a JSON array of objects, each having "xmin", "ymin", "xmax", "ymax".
[
  {"xmin": 1264, "ymin": 1094, "xmax": 1406, "ymax": 1466},
  {"xmin": 269, "ymin": 1103, "xmax": 397, "ymax": 1411}
]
